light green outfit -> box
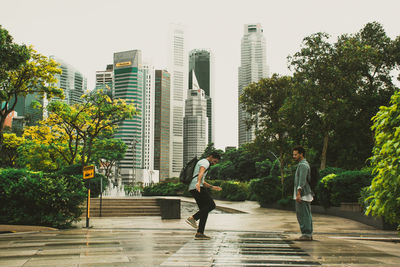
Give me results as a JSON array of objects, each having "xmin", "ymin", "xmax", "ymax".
[{"xmin": 293, "ymin": 158, "xmax": 313, "ymax": 237}]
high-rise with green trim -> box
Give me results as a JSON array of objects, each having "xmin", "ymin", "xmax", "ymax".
[{"xmin": 113, "ymin": 50, "xmax": 143, "ymax": 184}]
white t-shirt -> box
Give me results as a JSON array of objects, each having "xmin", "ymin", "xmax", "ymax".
[{"xmin": 188, "ymin": 158, "xmax": 210, "ymax": 191}]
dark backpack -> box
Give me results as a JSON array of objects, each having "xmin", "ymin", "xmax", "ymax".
[{"xmin": 179, "ymin": 157, "xmax": 199, "ymax": 185}]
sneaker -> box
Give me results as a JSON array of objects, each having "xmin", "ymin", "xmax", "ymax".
[
  {"xmin": 185, "ymin": 217, "xmax": 198, "ymax": 229},
  {"xmin": 195, "ymin": 233, "xmax": 211, "ymax": 240},
  {"xmin": 296, "ymin": 235, "xmax": 313, "ymax": 241}
]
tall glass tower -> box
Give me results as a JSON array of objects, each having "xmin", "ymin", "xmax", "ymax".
[
  {"xmin": 183, "ymin": 87, "xmax": 208, "ymax": 165},
  {"xmin": 168, "ymin": 24, "xmax": 187, "ymax": 177},
  {"xmin": 49, "ymin": 56, "xmax": 87, "ymax": 105},
  {"xmin": 238, "ymin": 23, "xmax": 268, "ymax": 146},
  {"xmin": 154, "ymin": 70, "xmax": 171, "ymax": 181},
  {"xmin": 189, "ymin": 49, "xmax": 214, "ymax": 145},
  {"xmin": 113, "ymin": 50, "xmax": 143, "ymax": 184},
  {"xmin": 141, "ymin": 64, "xmax": 155, "ymax": 171}
]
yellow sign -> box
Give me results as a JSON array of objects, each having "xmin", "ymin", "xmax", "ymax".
[
  {"xmin": 116, "ymin": 61, "xmax": 132, "ymax": 67},
  {"xmin": 83, "ymin": 165, "xmax": 95, "ymax": 179}
]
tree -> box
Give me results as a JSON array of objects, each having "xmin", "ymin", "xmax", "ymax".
[
  {"xmin": 366, "ymin": 90, "xmax": 400, "ymax": 228},
  {"xmin": 328, "ymin": 22, "xmax": 398, "ymax": 169},
  {"xmin": 0, "ymin": 25, "xmax": 30, "ymax": 83},
  {"xmin": 45, "ymin": 90, "xmax": 137, "ymax": 168},
  {"xmin": 240, "ymin": 74, "xmax": 294, "ymax": 185},
  {"xmin": 288, "ymin": 32, "xmax": 353, "ymax": 170},
  {"xmin": 0, "ymin": 133, "xmax": 24, "ymax": 167},
  {"xmin": 92, "ymin": 138, "xmax": 127, "ymax": 185},
  {"xmin": 201, "ymin": 142, "xmax": 223, "ymax": 159},
  {"xmin": 288, "ymin": 22, "xmax": 399, "ymax": 169},
  {"xmin": 23, "ymin": 122, "xmax": 74, "ymax": 167},
  {"xmin": 0, "ymin": 42, "xmax": 62, "ymax": 146}
]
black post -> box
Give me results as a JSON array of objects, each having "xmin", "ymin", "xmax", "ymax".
[
  {"xmin": 100, "ymin": 175, "xmax": 102, "ymax": 217},
  {"xmin": 86, "ymin": 180, "xmax": 91, "ymax": 228}
]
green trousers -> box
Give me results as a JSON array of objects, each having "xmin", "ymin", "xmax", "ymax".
[{"xmin": 295, "ymin": 201, "xmax": 313, "ymax": 237}]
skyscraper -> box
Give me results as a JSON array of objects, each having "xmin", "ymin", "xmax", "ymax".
[
  {"xmin": 141, "ymin": 64, "xmax": 155, "ymax": 171},
  {"xmin": 238, "ymin": 23, "xmax": 268, "ymax": 146},
  {"xmin": 168, "ymin": 24, "xmax": 187, "ymax": 177},
  {"xmin": 184, "ymin": 83, "xmax": 208, "ymax": 165},
  {"xmin": 154, "ymin": 70, "xmax": 171, "ymax": 181},
  {"xmin": 95, "ymin": 64, "xmax": 114, "ymax": 97},
  {"xmin": 113, "ymin": 50, "xmax": 143, "ymax": 184},
  {"xmin": 49, "ymin": 56, "xmax": 87, "ymax": 105},
  {"xmin": 189, "ymin": 49, "xmax": 214, "ymax": 145}
]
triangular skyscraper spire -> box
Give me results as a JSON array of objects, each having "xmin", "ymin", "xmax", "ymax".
[{"xmin": 191, "ymin": 70, "xmax": 201, "ymax": 90}]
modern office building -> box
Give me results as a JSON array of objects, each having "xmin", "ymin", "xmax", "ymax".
[
  {"xmin": 49, "ymin": 56, "xmax": 87, "ymax": 105},
  {"xmin": 189, "ymin": 49, "xmax": 214, "ymax": 145},
  {"xmin": 154, "ymin": 70, "xmax": 171, "ymax": 181},
  {"xmin": 113, "ymin": 50, "xmax": 143, "ymax": 184},
  {"xmin": 95, "ymin": 64, "xmax": 114, "ymax": 98},
  {"xmin": 183, "ymin": 79, "xmax": 208, "ymax": 165},
  {"xmin": 141, "ymin": 64, "xmax": 155, "ymax": 171},
  {"xmin": 168, "ymin": 24, "xmax": 187, "ymax": 177},
  {"xmin": 13, "ymin": 93, "xmax": 44, "ymax": 124},
  {"xmin": 238, "ymin": 23, "xmax": 269, "ymax": 146}
]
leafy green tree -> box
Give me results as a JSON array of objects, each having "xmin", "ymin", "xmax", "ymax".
[
  {"xmin": 200, "ymin": 142, "xmax": 223, "ymax": 159},
  {"xmin": 0, "ymin": 25, "xmax": 30, "ymax": 83},
  {"xmin": 0, "ymin": 41, "xmax": 62, "ymax": 146},
  {"xmin": 92, "ymin": 138, "xmax": 127, "ymax": 183},
  {"xmin": 0, "ymin": 133, "xmax": 24, "ymax": 167},
  {"xmin": 365, "ymin": 90, "xmax": 400, "ymax": 228},
  {"xmin": 43, "ymin": 90, "xmax": 137, "ymax": 168},
  {"xmin": 288, "ymin": 22, "xmax": 398, "ymax": 169},
  {"xmin": 288, "ymin": 32, "xmax": 353, "ymax": 170},
  {"xmin": 23, "ymin": 121, "xmax": 74, "ymax": 167},
  {"xmin": 328, "ymin": 22, "xmax": 399, "ymax": 169},
  {"xmin": 240, "ymin": 74, "xmax": 294, "ymax": 184}
]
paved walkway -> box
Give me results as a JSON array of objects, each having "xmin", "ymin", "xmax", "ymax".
[{"xmin": 0, "ymin": 197, "xmax": 399, "ymax": 266}]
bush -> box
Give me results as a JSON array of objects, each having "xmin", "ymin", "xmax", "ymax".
[
  {"xmin": 249, "ymin": 176, "xmax": 281, "ymax": 207},
  {"xmin": 219, "ymin": 181, "xmax": 249, "ymax": 201},
  {"xmin": 0, "ymin": 168, "xmax": 86, "ymax": 228},
  {"xmin": 319, "ymin": 167, "xmax": 345, "ymax": 179},
  {"xmin": 55, "ymin": 164, "xmax": 107, "ymax": 197},
  {"xmin": 142, "ymin": 182, "xmax": 187, "ymax": 196},
  {"xmin": 277, "ymin": 196, "xmax": 294, "ymax": 208},
  {"xmin": 316, "ymin": 170, "xmax": 373, "ymax": 208},
  {"xmin": 206, "ymin": 180, "xmax": 250, "ymax": 201}
]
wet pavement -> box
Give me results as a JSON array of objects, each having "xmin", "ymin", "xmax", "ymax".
[{"xmin": 0, "ymin": 197, "xmax": 399, "ymax": 266}]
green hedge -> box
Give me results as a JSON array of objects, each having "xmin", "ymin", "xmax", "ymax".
[
  {"xmin": 0, "ymin": 168, "xmax": 86, "ymax": 228},
  {"xmin": 316, "ymin": 170, "xmax": 373, "ymax": 208},
  {"xmin": 209, "ymin": 180, "xmax": 250, "ymax": 201},
  {"xmin": 55, "ymin": 164, "xmax": 107, "ymax": 197},
  {"xmin": 142, "ymin": 182, "xmax": 188, "ymax": 196},
  {"xmin": 249, "ymin": 176, "xmax": 281, "ymax": 207}
]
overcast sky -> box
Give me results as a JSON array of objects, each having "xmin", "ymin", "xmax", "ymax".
[{"xmin": 2, "ymin": 0, "xmax": 400, "ymax": 149}]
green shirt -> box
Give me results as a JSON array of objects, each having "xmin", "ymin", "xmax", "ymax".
[{"xmin": 293, "ymin": 159, "xmax": 313, "ymax": 200}]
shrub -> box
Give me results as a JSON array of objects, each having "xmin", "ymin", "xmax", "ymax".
[
  {"xmin": 55, "ymin": 164, "xmax": 107, "ymax": 197},
  {"xmin": 219, "ymin": 181, "xmax": 249, "ymax": 201},
  {"xmin": 142, "ymin": 182, "xmax": 187, "ymax": 196},
  {"xmin": 316, "ymin": 170, "xmax": 373, "ymax": 208},
  {"xmin": 319, "ymin": 167, "xmax": 345, "ymax": 179},
  {"xmin": 0, "ymin": 168, "xmax": 86, "ymax": 228},
  {"xmin": 249, "ymin": 176, "xmax": 281, "ymax": 207},
  {"xmin": 277, "ymin": 196, "xmax": 294, "ymax": 208}
]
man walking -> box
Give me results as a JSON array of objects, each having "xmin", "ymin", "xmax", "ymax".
[
  {"xmin": 292, "ymin": 146, "xmax": 313, "ymax": 241},
  {"xmin": 185, "ymin": 151, "xmax": 222, "ymax": 240}
]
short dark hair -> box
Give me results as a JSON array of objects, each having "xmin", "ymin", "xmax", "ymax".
[
  {"xmin": 209, "ymin": 151, "xmax": 221, "ymax": 160},
  {"xmin": 293, "ymin": 146, "xmax": 306, "ymax": 156}
]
